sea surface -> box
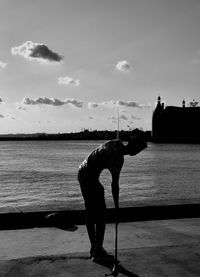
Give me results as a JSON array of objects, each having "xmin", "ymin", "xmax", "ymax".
[{"xmin": 0, "ymin": 140, "xmax": 200, "ymax": 212}]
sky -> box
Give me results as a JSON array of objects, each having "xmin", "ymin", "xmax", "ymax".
[{"xmin": 0, "ymin": 0, "xmax": 200, "ymax": 134}]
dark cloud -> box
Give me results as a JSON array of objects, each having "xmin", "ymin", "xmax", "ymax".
[
  {"xmin": 88, "ymin": 102, "xmax": 99, "ymax": 108},
  {"xmin": 120, "ymin": 115, "xmax": 128, "ymax": 120},
  {"xmin": 22, "ymin": 97, "xmax": 83, "ymax": 108},
  {"xmin": 30, "ymin": 44, "xmax": 63, "ymax": 62},
  {"xmin": 11, "ymin": 41, "xmax": 63, "ymax": 63},
  {"xmin": 118, "ymin": 101, "xmax": 140, "ymax": 108},
  {"xmin": 0, "ymin": 114, "xmax": 4, "ymax": 118},
  {"xmin": 17, "ymin": 106, "xmax": 26, "ymax": 110}
]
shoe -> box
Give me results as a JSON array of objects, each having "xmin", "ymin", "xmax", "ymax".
[{"xmin": 89, "ymin": 247, "xmax": 95, "ymax": 259}]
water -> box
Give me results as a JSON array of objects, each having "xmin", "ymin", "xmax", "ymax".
[{"xmin": 0, "ymin": 140, "xmax": 200, "ymax": 212}]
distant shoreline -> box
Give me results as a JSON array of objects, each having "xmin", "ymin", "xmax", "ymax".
[
  {"xmin": 0, "ymin": 130, "xmax": 151, "ymax": 141},
  {"xmin": 1, "ymin": 130, "xmax": 200, "ymax": 143}
]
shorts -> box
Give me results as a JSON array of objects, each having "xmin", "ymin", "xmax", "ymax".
[{"xmin": 78, "ymin": 167, "xmax": 106, "ymax": 223}]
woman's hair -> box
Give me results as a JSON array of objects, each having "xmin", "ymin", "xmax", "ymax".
[{"xmin": 126, "ymin": 135, "xmax": 147, "ymax": 154}]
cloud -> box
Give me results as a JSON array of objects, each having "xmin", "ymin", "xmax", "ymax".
[
  {"xmin": 11, "ymin": 41, "xmax": 63, "ymax": 63},
  {"xmin": 115, "ymin": 60, "xmax": 132, "ymax": 72},
  {"xmin": 120, "ymin": 115, "xmax": 128, "ymax": 120},
  {"xmin": 88, "ymin": 116, "xmax": 93, "ymax": 120},
  {"xmin": 6, "ymin": 113, "xmax": 16, "ymax": 120},
  {"xmin": 108, "ymin": 115, "xmax": 128, "ymax": 121},
  {"xmin": 0, "ymin": 61, "xmax": 7, "ymax": 68},
  {"xmin": 117, "ymin": 100, "xmax": 140, "ymax": 108},
  {"xmin": 0, "ymin": 114, "xmax": 5, "ymax": 118},
  {"xmin": 138, "ymin": 102, "xmax": 152, "ymax": 108},
  {"xmin": 58, "ymin": 76, "xmax": 80, "ymax": 87},
  {"xmin": 131, "ymin": 115, "xmax": 140, "ymax": 120},
  {"xmin": 88, "ymin": 100, "xmax": 151, "ymax": 109},
  {"xmin": 17, "ymin": 106, "xmax": 26, "ymax": 110},
  {"xmin": 117, "ymin": 100, "xmax": 151, "ymax": 108},
  {"xmin": 0, "ymin": 98, "xmax": 3, "ymax": 103},
  {"xmin": 88, "ymin": 101, "xmax": 117, "ymax": 109},
  {"xmin": 22, "ymin": 97, "xmax": 83, "ymax": 108},
  {"xmin": 108, "ymin": 116, "xmax": 117, "ymax": 123},
  {"xmin": 88, "ymin": 102, "xmax": 99, "ymax": 108}
]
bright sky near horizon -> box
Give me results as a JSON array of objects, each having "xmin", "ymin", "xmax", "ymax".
[{"xmin": 0, "ymin": 0, "xmax": 200, "ymax": 134}]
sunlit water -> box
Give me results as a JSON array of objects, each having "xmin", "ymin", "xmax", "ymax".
[{"xmin": 0, "ymin": 140, "xmax": 200, "ymax": 211}]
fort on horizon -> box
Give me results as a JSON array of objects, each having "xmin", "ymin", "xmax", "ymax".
[{"xmin": 152, "ymin": 96, "xmax": 200, "ymax": 140}]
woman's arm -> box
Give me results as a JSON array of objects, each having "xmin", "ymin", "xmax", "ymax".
[{"xmin": 111, "ymin": 171, "xmax": 120, "ymax": 209}]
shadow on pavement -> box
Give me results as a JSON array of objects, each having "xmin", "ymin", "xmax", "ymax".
[{"xmin": 45, "ymin": 212, "xmax": 78, "ymax": 231}]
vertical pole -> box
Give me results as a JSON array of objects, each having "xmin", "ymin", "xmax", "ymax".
[
  {"xmin": 117, "ymin": 103, "xmax": 120, "ymax": 139},
  {"xmin": 115, "ymin": 101, "xmax": 119, "ymax": 275},
  {"xmin": 114, "ymin": 222, "xmax": 118, "ymax": 262}
]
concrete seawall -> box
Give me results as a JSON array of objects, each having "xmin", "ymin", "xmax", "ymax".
[{"xmin": 0, "ymin": 199, "xmax": 200, "ymax": 230}]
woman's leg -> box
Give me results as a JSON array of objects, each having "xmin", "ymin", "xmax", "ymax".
[
  {"xmin": 95, "ymin": 183, "xmax": 107, "ymax": 251},
  {"xmin": 95, "ymin": 221, "xmax": 106, "ymax": 250},
  {"xmin": 78, "ymin": 170, "xmax": 96, "ymax": 254},
  {"xmin": 85, "ymin": 214, "xmax": 96, "ymax": 254}
]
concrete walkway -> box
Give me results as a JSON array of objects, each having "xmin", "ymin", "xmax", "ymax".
[{"xmin": 0, "ymin": 218, "xmax": 200, "ymax": 276}]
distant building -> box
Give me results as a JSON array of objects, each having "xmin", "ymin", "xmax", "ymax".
[{"xmin": 152, "ymin": 96, "xmax": 200, "ymax": 140}]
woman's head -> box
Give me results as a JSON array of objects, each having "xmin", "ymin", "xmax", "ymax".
[{"xmin": 125, "ymin": 135, "xmax": 147, "ymax": 156}]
